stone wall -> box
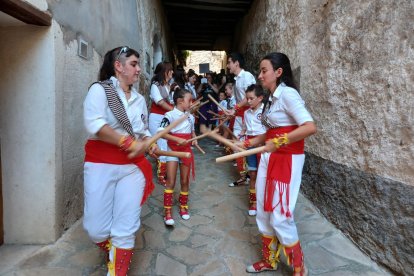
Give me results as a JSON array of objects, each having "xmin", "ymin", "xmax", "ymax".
[
  {"xmin": 184, "ymin": 51, "xmax": 227, "ymax": 75},
  {"xmin": 235, "ymin": 0, "xmax": 414, "ymax": 274}
]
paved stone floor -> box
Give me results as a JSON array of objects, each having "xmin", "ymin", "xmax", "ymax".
[{"xmin": 0, "ymin": 139, "xmax": 389, "ymax": 276}]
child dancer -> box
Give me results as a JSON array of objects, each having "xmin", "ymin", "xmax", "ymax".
[
  {"xmin": 157, "ymin": 89, "xmax": 197, "ymax": 226},
  {"xmin": 237, "ymin": 84, "xmax": 267, "ymax": 216}
]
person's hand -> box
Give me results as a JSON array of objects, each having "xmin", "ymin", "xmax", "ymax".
[
  {"xmin": 233, "ymin": 140, "xmax": 245, "ymax": 149},
  {"xmin": 147, "ymin": 143, "xmax": 159, "ymax": 158},
  {"xmin": 263, "ymin": 139, "xmax": 278, "ymax": 153},
  {"xmin": 127, "ymin": 139, "xmax": 147, "ymax": 158},
  {"xmin": 192, "ymin": 140, "xmax": 198, "ymax": 146},
  {"xmin": 177, "ymin": 138, "xmax": 188, "ymax": 145},
  {"xmin": 226, "ymin": 109, "xmax": 235, "ymax": 116}
]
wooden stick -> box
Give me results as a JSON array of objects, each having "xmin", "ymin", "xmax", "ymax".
[
  {"xmin": 155, "ymin": 149, "xmax": 191, "ymax": 159},
  {"xmin": 194, "ymin": 144, "xmax": 205, "ymax": 154},
  {"xmin": 145, "ymin": 113, "xmax": 189, "ymax": 148},
  {"xmin": 196, "ymin": 110, "xmax": 207, "ymax": 120},
  {"xmin": 182, "ymin": 128, "xmax": 219, "ymax": 144},
  {"xmin": 207, "ymin": 94, "xmax": 227, "ymax": 112},
  {"xmin": 207, "ymin": 131, "xmax": 245, "ymax": 152},
  {"xmin": 221, "ymin": 124, "xmax": 238, "ymax": 140},
  {"xmin": 216, "ymin": 146, "xmax": 265, "ymax": 163}
]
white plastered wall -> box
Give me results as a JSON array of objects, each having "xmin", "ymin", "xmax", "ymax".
[{"xmin": 0, "ymin": 23, "xmax": 58, "ymax": 243}]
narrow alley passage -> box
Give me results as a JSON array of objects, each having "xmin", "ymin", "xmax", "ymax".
[{"xmin": 0, "ymin": 139, "xmax": 388, "ymax": 276}]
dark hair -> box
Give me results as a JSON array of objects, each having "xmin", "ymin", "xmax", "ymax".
[
  {"xmin": 151, "ymin": 61, "xmax": 173, "ymax": 85},
  {"xmin": 246, "ymin": 84, "xmax": 265, "ymax": 98},
  {"xmin": 173, "ymin": 88, "xmax": 191, "ymax": 105},
  {"xmin": 228, "ymin": 52, "xmax": 245, "ymax": 68},
  {"xmin": 187, "ymin": 70, "xmax": 197, "ymax": 80},
  {"xmin": 99, "ymin": 46, "xmax": 140, "ymax": 81},
  {"xmin": 261, "ymin": 52, "xmax": 298, "ymax": 91},
  {"xmin": 173, "ymin": 66, "xmax": 186, "ymax": 88}
]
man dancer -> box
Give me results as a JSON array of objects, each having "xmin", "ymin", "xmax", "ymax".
[{"xmin": 227, "ymin": 52, "xmax": 256, "ymax": 186}]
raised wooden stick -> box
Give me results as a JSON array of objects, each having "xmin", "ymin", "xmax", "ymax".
[
  {"xmin": 196, "ymin": 110, "xmax": 207, "ymax": 120},
  {"xmin": 216, "ymin": 146, "xmax": 265, "ymax": 163},
  {"xmin": 207, "ymin": 131, "xmax": 245, "ymax": 152},
  {"xmin": 207, "ymin": 94, "xmax": 227, "ymax": 113},
  {"xmin": 155, "ymin": 149, "xmax": 191, "ymax": 159},
  {"xmin": 194, "ymin": 144, "xmax": 205, "ymax": 154}
]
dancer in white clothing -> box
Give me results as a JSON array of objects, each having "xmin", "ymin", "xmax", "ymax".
[
  {"xmin": 83, "ymin": 46, "xmax": 157, "ymax": 276},
  {"xmin": 243, "ymin": 53, "xmax": 317, "ymax": 275},
  {"xmin": 149, "ymin": 62, "xmax": 174, "ymax": 185}
]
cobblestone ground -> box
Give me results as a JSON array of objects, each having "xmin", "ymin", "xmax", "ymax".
[{"xmin": 0, "ymin": 139, "xmax": 389, "ymax": 276}]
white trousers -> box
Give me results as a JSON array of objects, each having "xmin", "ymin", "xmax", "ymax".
[
  {"xmin": 149, "ymin": 113, "xmax": 167, "ymax": 162},
  {"xmin": 255, "ymin": 152, "xmax": 305, "ymax": 245},
  {"xmin": 83, "ymin": 162, "xmax": 145, "ymax": 249}
]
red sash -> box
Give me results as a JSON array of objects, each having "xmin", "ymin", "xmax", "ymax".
[
  {"xmin": 264, "ymin": 126, "xmax": 304, "ymax": 216},
  {"xmin": 235, "ymin": 106, "xmax": 249, "ymax": 118},
  {"xmin": 84, "ymin": 140, "xmax": 154, "ymax": 206},
  {"xmin": 167, "ymin": 133, "xmax": 195, "ymax": 181},
  {"xmin": 150, "ymin": 102, "xmax": 173, "ymax": 115}
]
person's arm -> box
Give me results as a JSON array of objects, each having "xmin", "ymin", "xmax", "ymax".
[
  {"xmin": 150, "ymin": 84, "xmax": 173, "ymax": 111},
  {"xmin": 207, "ymin": 82, "xmax": 219, "ymax": 93},
  {"xmin": 157, "ymin": 99, "xmax": 174, "ymax": 111}
]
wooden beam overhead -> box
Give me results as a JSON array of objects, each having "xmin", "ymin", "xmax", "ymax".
[{"xmin": 0, "ymin": 0, "xmax": 52, "ymax": 26}]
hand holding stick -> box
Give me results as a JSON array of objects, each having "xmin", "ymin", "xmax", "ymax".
[{"xmin": 207, "ymin": 131, "xmax": 245, "ymax": 152}]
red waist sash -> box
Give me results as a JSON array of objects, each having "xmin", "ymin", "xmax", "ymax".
[
  {"xmin": 150, "ymin": 102, "xmax": 173, "ymax": 115},
  {"xmin": 84, "ymin": 140, "xmax": 154, "ymax": 206},
  {"xmin": 167, "ymin": 133, "xmax": 195, "ymax": 181},
  {"xmin": 264, "ymin": 126, "xmax": 304, "ymax": 216},
  {"xmin": 235, "ymin": 106, "xmax": 249, "ymax": 118}
]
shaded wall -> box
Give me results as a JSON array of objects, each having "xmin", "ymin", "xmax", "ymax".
[{"xmin": 235, "ymin": 0, "xmax": 414, "ymax": 274}]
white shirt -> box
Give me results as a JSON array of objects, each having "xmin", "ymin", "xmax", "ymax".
[
  {"xmin": 264, "ymin": 83, "xmax": 313, "ymax": 127},
  {"xmin": 228, "ymin": 95, "xmax": 236, "ymax": 109},
  {"xmin": 234, "ymin": 69, "xmax": 256, "ymax": 103},
  {"xmin": 150, "ymin": 83, "xmax": 170, "ymax": 104},
  {"xmin": 219, "ymin": 99, "xmax": 228, "ymax": 109},
  {"xmin": 157, "ymin": 108, "xmax": 195, "ymax": 134},
  {"xmin": 185, "ymin": 82, "xmax": 197, "ymax": 99},
  {"xmin": 244, "ymin": 104, "xmax": 267, "ymax": 136},
  {"xmin": 84, "ymin": 76, "xmax": 151, "ymax": 139}
]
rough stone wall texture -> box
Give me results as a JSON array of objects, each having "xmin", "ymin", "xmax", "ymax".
[
  {"xmin": 46, "ymin": 0, "xmax": 172, "ymax": 233},
  {"xmin": 235, "ymin": 0, "xmax": 414, "ymax": 274},
  {"xmin": 184, "ymin": 51, "xmax": 227, "ymax": 75}
]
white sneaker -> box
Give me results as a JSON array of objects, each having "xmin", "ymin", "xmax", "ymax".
[
  {"xmin": 181, "ymin": 214, "xmax": 190, "ymax": 220},
  {"xmin": 164, "ymin": 218, "xmax": 175, "ymax": 226},
  {"xmin": 248, "ymin": 209, "xmax": 257, "ymax": 216}
]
